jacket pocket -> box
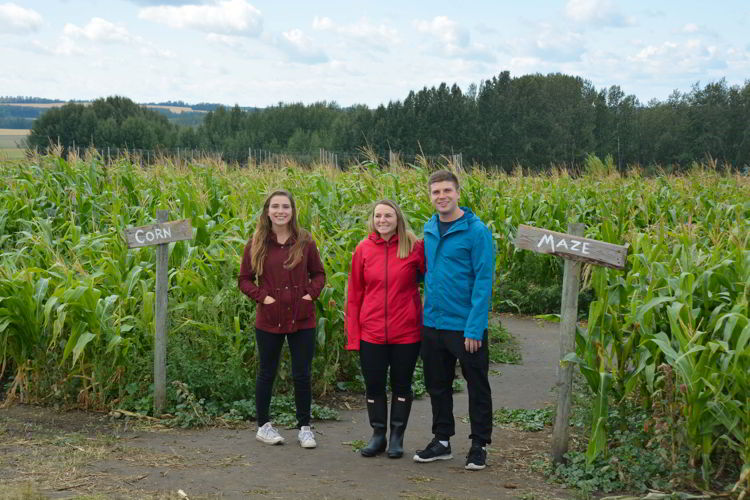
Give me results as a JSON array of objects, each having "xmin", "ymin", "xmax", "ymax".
[
  {"xmin": 296, "ymin": 296, "xmax": 315, "ymax": 321},
  {"xmin": 258, "ymin": 289, "xmax": 282, "ymax": 328}
]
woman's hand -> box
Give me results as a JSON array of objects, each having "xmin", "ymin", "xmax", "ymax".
[
  {"xmin": 302, "ymin": 294, "xmax": 312, "ymax": 301},
  {"xmin": 263, "ymin": 296, "xmax": 276, "ymax": 304}
]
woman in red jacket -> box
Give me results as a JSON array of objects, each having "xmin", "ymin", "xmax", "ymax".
[
  {"xmin": 238, "ymin": 190, "xmax": 326, "ymax": 449},
  {"xmin": 346, "ymin": 199, "xmax": 425, "ymax": 458}
]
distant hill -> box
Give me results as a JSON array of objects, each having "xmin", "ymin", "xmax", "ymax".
[{"xmin": 0, "ymin": 97, "xmax": 260, "ymax": 129}]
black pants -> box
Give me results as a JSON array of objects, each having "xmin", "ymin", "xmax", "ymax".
[
  {"xmin": 421, "ymin": 326, "xmax": 492, "ymax": 445},
  {"xmin": 359, "ymin": 340, "xmax": 421, "ymax": 397},
  {"xmin": 255, "ymin": 327, "xmax": 315, "ymax": 428}
]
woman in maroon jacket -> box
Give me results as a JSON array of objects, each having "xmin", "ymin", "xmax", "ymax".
[
  {"xmin": 346, "ymin": 199, "xmax": 425, "ymax": 458},
  {"xmin": 238, "ymin": 190, "xmax": 326, "ymax": 449}
]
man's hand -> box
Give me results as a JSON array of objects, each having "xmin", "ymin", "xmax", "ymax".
[
  {"xmin": 464, "ymin": 338, "xmax": 482, "ymax": 353},
  {"xmin": 263, "ymin": 296, "xmax": 276, "ymax": 304},
  {"xmin": 302, "ymin": 294, "xmax": 312, "ymax": 301}
]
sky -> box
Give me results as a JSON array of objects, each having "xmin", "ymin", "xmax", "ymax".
[{"xmin": 2, "ymin": 0, "xmax": 749, "ymax": 108}]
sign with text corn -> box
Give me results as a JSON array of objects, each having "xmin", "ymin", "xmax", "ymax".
[
  {"xmin": 123, "ymin": 212, "xmax": 193, "ymax": 416},
  {"xmin": 124, "ymin": 218, "xmax": 193, "ymax": 249}
]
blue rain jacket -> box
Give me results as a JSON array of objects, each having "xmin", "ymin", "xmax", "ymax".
[{"xmin": 423, "ymin": 207, "xmax": 495, "ymax": 340}]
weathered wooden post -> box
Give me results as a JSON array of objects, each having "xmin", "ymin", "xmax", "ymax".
[
  {"xmin": 515, "ymin": 224, "xmax": 628, "ymax": 464},
  {"xmin": 124, "ymin": 213, "xmax": 193, "ymax": 415}
]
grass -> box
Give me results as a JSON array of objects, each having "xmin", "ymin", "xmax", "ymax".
[
  {"xmin": 0, "ymin": 130, "xmax": 27, "ymax": 160},
  {"xmin": 0, "ymin": 149, "xmax": 25, "ymax": 160},
  {"xmin": 492, "ymin": 406, "xmax": 555, "ymax": 432},
  {"xmin": 0, "ymin": 130, "xmax": 28, "ymax": 148},
  {"xmin": 488, "ymin": 316, "xmax": 522, "ymax": 364}
]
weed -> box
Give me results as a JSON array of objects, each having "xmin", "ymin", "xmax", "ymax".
[
  {"xmin": 493, "ymin": 407, "xmax": 554, "ymax": 432},
  {"xmin": 342, "ymin": 439, "xmax": 367, "ymax": 452},
  {"xmin": 488, "ymin": 317, "xmax": 521, "ymax": 364}
]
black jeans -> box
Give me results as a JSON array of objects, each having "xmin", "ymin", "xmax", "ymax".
[
  {"xmin": 255, "ymin": 327, "xmax": 315, "ymax": 428},
  {"xmin": 359, "ymin": 340, "xmax": 421, "ymax": 397},
  {"xmin": 421, "ymin": 326, "xmax": 492, "ymax": 445}
]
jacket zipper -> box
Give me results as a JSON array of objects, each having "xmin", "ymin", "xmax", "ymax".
[{"xmin": 384, "ymin": 239, "xmax": 389, "ymax": 344}]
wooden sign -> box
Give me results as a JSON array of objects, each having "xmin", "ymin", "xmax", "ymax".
[
  {"xmin": 124, "ymin": 212, "xmax": 193, "ymax": 415},
  {"xmin": 515, "ymin": 224, "xmax": 628, "ymax": 270},
  {"xmin": 124, "ymin": 219, "xmax": 193, "ymax": 249},
  {"xmin": 514, "ymin": 223, "xmax": 627, "ymax": 464}
]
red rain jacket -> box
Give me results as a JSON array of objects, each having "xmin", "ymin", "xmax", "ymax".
[{"xmin": 346, "ymin": 233, "xmax": 425, "ymax": 350}]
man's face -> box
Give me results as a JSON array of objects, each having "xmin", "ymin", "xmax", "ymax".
[{"xmin": 429, "ymin": 180, "xmax": 460, "ymax": 218}]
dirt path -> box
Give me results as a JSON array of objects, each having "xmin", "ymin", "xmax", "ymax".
[{"xmin": 1, "ymin": 317, "xmax": 574, "ymax": 500}]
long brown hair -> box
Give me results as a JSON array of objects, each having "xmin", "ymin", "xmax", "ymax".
[
  {"xmin": 367, "ymin": 199, "xmax": 418, "ymax": 259},
  {"xmin": 250, "ymin": 190, "xmax": 311, "ymax": 276}
]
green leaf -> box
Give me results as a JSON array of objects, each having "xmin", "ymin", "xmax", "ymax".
[{"xmin": 72, "ymin": 332, "xmax": 96, "ymax": 365}]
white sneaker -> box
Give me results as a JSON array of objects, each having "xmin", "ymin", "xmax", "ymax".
[
  {"xmin": 297, "ymin": 426, "xmax": 317, "ymax": 448},
  {"xmin": 256, "ymin": 422, "xmax": 284, "ymax": 445}
]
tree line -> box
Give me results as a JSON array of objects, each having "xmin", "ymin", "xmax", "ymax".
[{"xmin": 27, "ymin": 72, "xmax": 750, "ymax": 170}]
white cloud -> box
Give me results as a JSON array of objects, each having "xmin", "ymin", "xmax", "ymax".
[
  {"xmin": 139, "ymin": 0, "xmax": 262, "ymax": 36},
  {"xmin": 312, "ymin": 16, "xmax": 399, "ymax": 48},
  {"xmin": 682, "ymin": 23, "xmax": 700, "ymax": 33},
  {"xmin": 532, "ymin": 27, "xmax": 585, "ymax": 62},
  {"xmin": 277, "ymin": 29, "xmax": 329, "ymax": 64},
  {"xmin": 63, "ymin": 18, "xmax": 132, "ymax": 43},
  {"xmin": 206, "ymin": 33, "xmax": 245, "ymax": 48},
  {"xmin": 564, "ymin": 0, "xmax": 633, "ymax": 27},
  {"xmin": 0, "ymin": 2, "xmax": 42, "ymax": 33},
  {"xmin": 628, "ymin": 39, "xmax": 727, "ymax": 76},
  {"xmin": 414, "ymin": 16, "xmax": 495, "ymax": 62},
  {"xmin": 415, "ymin": 16, "xmax": 469, "ymax": 48},
  {"xmin": 31, "ymin": 37, "xmax": 85, "ymax": 56}
]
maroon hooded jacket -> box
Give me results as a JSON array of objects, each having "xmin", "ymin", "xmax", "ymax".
[
  {"xmin": 346, "ymin": 233, "xmax": 425, "ymax": 350},
  {"xmin": 238, "ymin": 232, "xmax": 326, "ymax": 334}
]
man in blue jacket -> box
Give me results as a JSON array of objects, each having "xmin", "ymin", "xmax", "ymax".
[{"xmin": 413, "ymin": 169, "xmax": 494, "ymax": 471}]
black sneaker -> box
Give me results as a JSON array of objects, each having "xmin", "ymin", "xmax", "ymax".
[
  {"xmin": 464, "ymin": 444, "xmax": 487, "ymax": 470},
  {"xmin": 413, "ymin": 438, "xmax": 452, "ymax": 462}
]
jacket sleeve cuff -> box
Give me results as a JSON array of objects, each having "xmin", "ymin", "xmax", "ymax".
[
  {"xmin": 346, "ymin": 338, "xmax": 360, "ymax": 351},
  {"xmin": 463, "ymin": 330, "xmax": 484, "ymax": 341}
]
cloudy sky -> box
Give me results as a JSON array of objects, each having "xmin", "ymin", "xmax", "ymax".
[{"xmin": 2, "ymin": 0, "xmax": 749, "ymax": 107}]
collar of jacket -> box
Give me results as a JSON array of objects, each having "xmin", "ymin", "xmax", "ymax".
[
  {"xmin": 424, "ymin": 207, "xmax": 474, "ymax": 236},
  {"xmin": 267, "ymin": 231, "xmax": 298, "ymax": 247},
  {"xmin": 368, "ymin": 232, "xmax": 400, "ymax": 245}
]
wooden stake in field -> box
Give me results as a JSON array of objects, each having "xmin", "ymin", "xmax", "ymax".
[
  {"xmin": 124, "ymin": 211, "xmax": 193, "ymax": 415},
  {"xmin": 515, "ymin": 224, "xmax": 628, "ymax": 464}
]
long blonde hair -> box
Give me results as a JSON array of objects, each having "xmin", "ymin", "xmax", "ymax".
[
  {"xmin": 368, "ymin": 199, "xmax": 418, "ymax": 258},
  {"xmin": 250, "ymin": 190, "xmax": 311, "ymax": 276}
]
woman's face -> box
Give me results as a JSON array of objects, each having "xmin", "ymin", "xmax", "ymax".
[
  {"xmin": 373, "ymin": 204, "xmax": 398, "ymax": 239},
  {"xmin": 267, "ymin": 195, "xmax": 293, "ymax": 229}
]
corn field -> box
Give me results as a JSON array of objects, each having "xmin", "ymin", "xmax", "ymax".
[{"xmin": 0, "ymin": 151, "xmax": 748, "ymax": 493}]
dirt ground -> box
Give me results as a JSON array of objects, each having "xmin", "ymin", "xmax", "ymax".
[{"xmin": 0, "ymin": 317, "xmax": 576, "ymax": 500}]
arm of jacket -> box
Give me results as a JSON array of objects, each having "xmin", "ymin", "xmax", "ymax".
[
  {"xmin": 237, "ymin": 239, "xmax": 268, "ymax": 303},
  {"xmin": 345, "ymin": 243, "xmax": 365, "ymax": 351},
  {"xmin": 304, "ymin": 240, "xmax": 326, "ymax": 299},
  {"xmin": 464, "ymin": 224, "xmax": 495, "ymax": 340}
]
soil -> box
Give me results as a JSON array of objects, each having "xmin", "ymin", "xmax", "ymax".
[{"xmin": 0, "ymin": 316, "xmax": 575, "ymax": 500}]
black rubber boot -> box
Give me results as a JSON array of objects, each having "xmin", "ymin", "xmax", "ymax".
[
  {"xmin": 360, "ymin": 395, "xmax": 387, "ymax": 457},
  {"xmin": 387, "ymin": 393, "xmax": 412, "ymax": 458}
]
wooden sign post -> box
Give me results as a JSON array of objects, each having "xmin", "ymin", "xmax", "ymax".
[
  {"xmin": 124, "ymin": 211, "xmax": 193, "ymax": 415},
  {"xmin": 515, "ymin": 224, "xmax": 628, "ymax": 464}
]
